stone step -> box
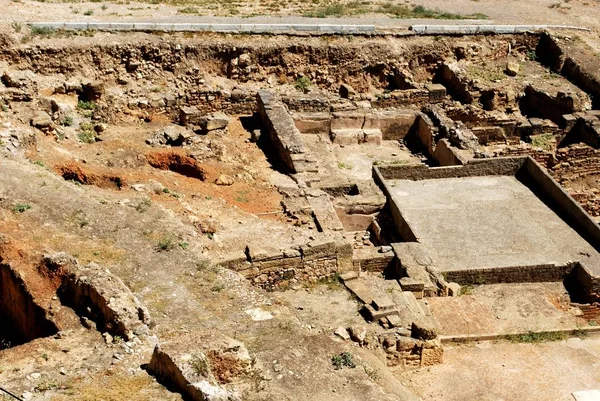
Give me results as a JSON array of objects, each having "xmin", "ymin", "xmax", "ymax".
[
  {"xmin": 344, "ymin": 279, "xmax": 373, "ymax": 305},
  {"xmin": 363, "ymin": 304, "xmax": 399, "ymax": 322},
  {"xmin": 306, "ymin": 194, "xmax": 344, "ymax": 232},
  {"xmin": 339, "ymin": 271, "xmax": 359, "ymax": 283}
]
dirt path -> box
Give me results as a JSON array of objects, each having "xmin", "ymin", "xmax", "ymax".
[{"xmin": 401, "ymin": 336, "xmax": 600, "ymax": 401}]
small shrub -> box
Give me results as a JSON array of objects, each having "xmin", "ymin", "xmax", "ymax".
[
  {"xmin": 61, "ymin": 116, "xmax": 74, "ymax": 127},
  {"xmin": 12, "ymin": 203, "xmax": 32, "ymax": 213},
  {"xmin": 77, "ymin": 100, "xmax": 96, "ymax": 110},
  {"xmin": 156, "ymin": 236, "xmax": 175, "ymax": 252},
  {"xmin": 530, "ymin": 133, "xmax": 555, "ymax": 151},
  {"xmin": 135, "ymin": 198, "xmax": 151, "ymax": 212},
  {"xmin": 331, "ymin": 351, "xmax": 356, "ymax": 370},
  {"xmin": 178, "ymin": 242, "xmax": 189, "ymax": 250},
  {"xmin": 526, "ymin": 50, "xmax": 538, "ymax": 61},
  {"xmin": 83, "ymin": 9, "xmax": 94, "ymax": 16},
  {"xmin": 30, "ymin": 26, "xmax": 56, "ymax": 36},
  {"xmin": 337, "ymin": 162, "xmax": 352, "ymax": 169},
  {"xmin": 179, "ymin": 6, "xmax": 199, "ymax": 14},
  {"xmin": 505, "ymin": 331, "xmax": 567, "ymax": 343},
  {"xmin": 33, "ymin": 160, "xmax": 45, "ymax": 167},
  {"xmin": 294, "ymin": 76, "xmax": 311, "ymax": 93},
  {"xmin": 459, "ymin": 285, "xmax": 475, "ymax": 296},
  {"xmin": 77, "ymin": 122, "xmax": 97, "ymax": 144},
  {"xmin": 364, "ymin": 366, "xmax": 379, "ymax": 380},
  {"xmin": 191, "ymin": 354, "xmax": 210, "ymax": 376}
]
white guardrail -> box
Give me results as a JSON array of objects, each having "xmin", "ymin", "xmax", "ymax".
[{"xmin": 28, "ymin": 22, "xmax": 591, "ymax": 35}]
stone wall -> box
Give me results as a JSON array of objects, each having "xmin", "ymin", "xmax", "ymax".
[
  {"xmin": 220, "ymin": 239, "xmax": 353, "ymax": 290},
  {"xmin": 443, "ymin": 263, "xmax": 575, "ymax": 285},
  {"xmin": 576, "ymin": 302, "xmax": 600, "ymax": 322},
  {"xmin": 352, "ymin": 247, "xmax": 394, "ymax": 272},
  {"xmin": 497, "ymin": 145, "xmax": 556, "ymax": 168},
  {"xmin": 256, "ymin": 90, "xmax": 317, "ymax": 174},
  {"xmin": 379, "ymin": 335, "xmax": 443, "ymax": 368},
  {"xmin": 520, "ymin": 156, "xmax": 600, "ymax": 251},
  {"xmin": 374, "ymin": 156, "xmax": 527, "ymax": 181},
  {"xmin": 519, "ymin": 84, "xmax": 590, "ymax": 125}
]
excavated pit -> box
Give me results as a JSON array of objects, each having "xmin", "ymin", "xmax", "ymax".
[
  {"xmin": 0, "ymin": 262, "xmax": 58, "ymax": 350},
  {"xmin": 3, "ymin": 29, "xmax": 600, "ymax": 401}
]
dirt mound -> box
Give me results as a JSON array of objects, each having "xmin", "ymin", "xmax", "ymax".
[
  {"xmin": 55, "ymin": 162, "xmax": 125, "ymax": 189},
  {"xmin": 146, "ymin": 151, "xmax": 206, "ymax": 180}
]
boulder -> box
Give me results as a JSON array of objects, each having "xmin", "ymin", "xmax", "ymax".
[
  {"xmin": 238, "ymin": 53, "xmax": 251, "ymax": 68},
  {"xmin": 215, "ymin": 174, "xmax": 234, "ymax": 186},
  {"xmin": 31, "ymin": 111, "xmax": 53, "ymax": 130},
  {"xmin": 2, "ymin": 70, "xmax": 34, "ymax": 89},
  {"xmin": 201, "ymin": 112, "xmax": 230, "ymax": 132},
  {"xmin": 348, "ymin": 325, "xmax": 367, "ymax": 344},
  {"xmin": 411, "ymin": 321, "xmax": 438, "ymax": 340},
  {"xmin": 505, "ymin": 61, "xmax": 520, "ymax": 77},
  {"xmin": 339, "ymin": 83, "xmax": 356, "ymax": 99},
  {"xmin": 334, "ymin": 326, "xmax": 350, "ymax": 340}
]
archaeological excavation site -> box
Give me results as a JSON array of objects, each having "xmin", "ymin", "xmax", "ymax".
[{"xmin": 1, "ymin": 18, "xmax": 600, "ymax": 401}]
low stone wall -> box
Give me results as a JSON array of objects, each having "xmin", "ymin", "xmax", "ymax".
[
  {"xmin": 438, "ymin": 62, "xmax": 475, "ymax": 104},
  {"xmin": 352, "ymin": 247, "xmax": 394, "ymax": 272},
  {"xmin": 552, "ymin": 144, "xmax": 600, "ymax": 216},
  {"xmin": 432, "ymin": 138, "xmax": 466, "ymax": 167},
  {"xmin": 519, "ymin": 84, "xmax": 590, "ymax": 126},
  {"xmin": 570, "ymin": 262, "xmax": 600, "ymax": 303},
  {"xmin": 443, "ymin": 263, "xmax": 575, "ymax": 285},
  {"xmin": 519, "ymin": 156, "xmax": 600, "ymax": 251},
  {"xmin": 576, "ymin": 302, "xmax": 600, "ymax": 321},
  {"xmin": 537, "ymin": 32, "xmax": 600, "ymax": 107},
  {"xmin": 125, "ymin": 88, "xmax": 256, "ymax": 119},
  {"xmin": 281, "ymin": 94, "xmax": 333, "ymax": 113},
  {"xmin": 380, "ymin": 335, "xmax": 443, "ymax": 368},
  {"xmin": 560, "ymin": 116, "xmax": 600, "ymax": 149},
  {"xmin": 374, "ymin": 156, "xmax": 527, "ymax": 181},
  {"xmin": 220, "ymin": 239, "xmax": 353, "ymax": 290},
  {"xmin": 497, "ymin": 145, "xmax": 556, "ymax": 168},
  {"xmin": 256, "ymin": 90, "xmax": 317, "ymax": 174}
]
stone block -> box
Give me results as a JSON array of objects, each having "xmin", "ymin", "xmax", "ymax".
[
  {"xmin": 179, "ymin": 106, "xmax": 201, "ymax": 126},
  {"xmin": 386, "ymin": 314, "xmax": 402, "ymax": 328},
  {"xmin": 372, "ymin": 296, "xmax": 395, "ymax": 311},
  {"xmin": 447, "ymin": 282, "xmax": 461, "ymax": 297},
  {"xmin": 330, "ymin": 129, "xmax": 361, "ymax": 145},
  {"xmin": 331, "ymin": 111, "xmax": 365, "ymax": 130},
  {"xmin": 293, "ymin": 112, "xmax": 331, "ymax": 134},
  {"xmin": 421, "ymin": 347, "xmax": 444, "ymax": 366},
  {"xmin": 363, "ymin": 113, "xmax": 381, "ymax": 130},
  {"xmin": 396, "ymin": 336, "xmax": 419, "ymax": 352},
  {"xmin": 426, "ymin": 83, "xmax": 447, "ymax": 100},
  {"xmin": 411, "ymin": 321, "xmax": 438, "ymax": 340},
  {"xmin": 301, "ymin": 239, "xmax": 337, "ymax": 259},
  {"xmin": 362, "ymin": 129, "xmax": 382, "ymax": 145},
  {"xmin": 339, "ymin": 84, "xmax": 356, "ymax": 99},
  {"xmin": 363, "ymin": 304, "xmax": 399, "ymax": 321},
  {"xmin": 399, "ymin": 277, "xmax": 425, "ymax": 292}
]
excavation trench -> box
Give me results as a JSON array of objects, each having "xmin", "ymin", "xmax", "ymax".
[{"xmin": 0, "ymin": 262, "xmax": 58, "ymax": 350}]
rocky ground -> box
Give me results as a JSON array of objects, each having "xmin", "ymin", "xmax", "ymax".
[{"xmin": 0, "ymin": 8, "xmax": 600, "ymax": 401}]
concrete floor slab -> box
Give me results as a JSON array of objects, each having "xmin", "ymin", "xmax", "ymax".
[
  {"xmin": 427, "ymin": 282, "xmax": 588, "ymax": 337},
  {"xmin": 387, "ymin": 175, "xmax": 599, "ymax": 272}
]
